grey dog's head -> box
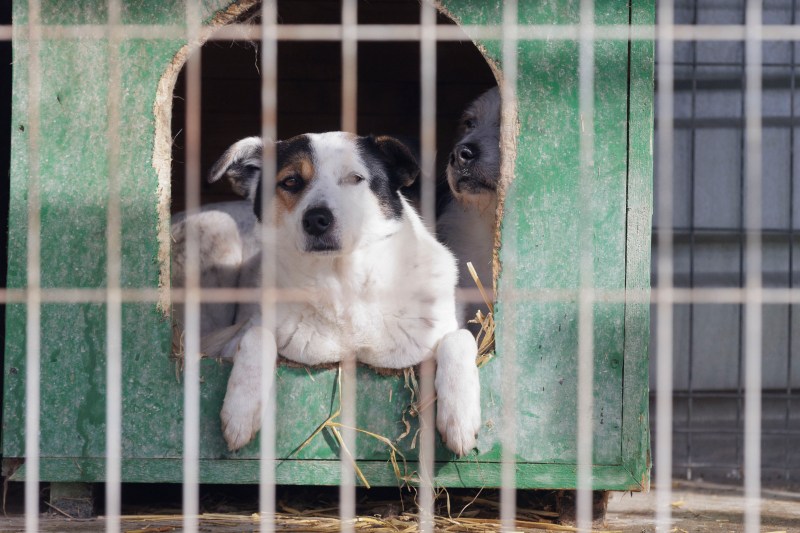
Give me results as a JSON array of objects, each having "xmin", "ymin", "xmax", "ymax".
[{"xmin": 446, "ymin": 87, "xmax": 500, "ymax": 199}]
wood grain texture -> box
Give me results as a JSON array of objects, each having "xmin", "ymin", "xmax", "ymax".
[{"xmin": 621, "ymin": 0, "xmax": 655, "ymax": 490}]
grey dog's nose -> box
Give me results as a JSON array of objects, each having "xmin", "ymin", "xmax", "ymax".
[
  {"xmin": 454, "ymin": 143, "xmax": 478, "ymax": 167},
  {"xmin": 303, "ymin": 206, "xmax": 333, "ymax": 236}
]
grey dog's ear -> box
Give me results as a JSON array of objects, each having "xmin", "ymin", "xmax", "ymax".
[
  {"xmin": 207, "ymin": 136, "xmax": 263, "ymax": 201},
  {"xmin": 372, "ymin": 135, "xmax": 420, "ymax": 190}
]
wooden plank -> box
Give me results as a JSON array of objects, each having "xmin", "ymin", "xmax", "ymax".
[
  {"xmin": 2, "ymin": 0, "xmax": 233, "ymax": 460},
  {"xmin": 621, "ymin": 0, "xmax": 655, "ymax": 491},
  {"xmin": 7, "ymin": 458, "xmax": 644, "ymax": 491},
  {"xmin": 493, "ymin": 0, "xmax": 631, "ymax": 466}
]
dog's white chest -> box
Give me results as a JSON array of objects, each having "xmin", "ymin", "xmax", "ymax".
[
  {"xmin": 274, "ymin": 265, "xmax": 445, "ymax": 368},
  {"xmin": 276, "ymin": 302, "xmax": 375, "ymax": 363}
]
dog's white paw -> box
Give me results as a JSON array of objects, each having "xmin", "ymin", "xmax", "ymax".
[
  {"xmin": 221, "ymin": 383, "xmax": 261, "ymax": 451},
  {"xmin": 219, "ymin": 325, "xmax": 276, "ymax": 451},
  {"xmin": 436, "ymin": 386, "xmax": 480, "ymax": 456},
  {"xmin": 435, "ymin": 329, "xmax": 481, "ymax": 456}
]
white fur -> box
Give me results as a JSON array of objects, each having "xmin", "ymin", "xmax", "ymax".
[
  {"xmin": 172, "ymin": 132, "xmax": 481, "ymax": 456},
  {"xmin": 278, "ymin": 132, "xmax": 403, "ymax": 258},
  {"xmin": 219, "ymin": 323, "xmax": 276, "ymax": 451}
]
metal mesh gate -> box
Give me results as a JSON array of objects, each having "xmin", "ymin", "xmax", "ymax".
[
  {"xmin": 1, "ymin": 1, "xmax": 798, "ymax": 533},
  {"xmin": 651, "ymin": 0, "xmax": 800, "ymax": 490}
]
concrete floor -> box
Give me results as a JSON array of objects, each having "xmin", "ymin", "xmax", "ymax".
[
  {"xmin": 605, "ymin": 482, "xmax": 799, "ymax": 532},
  {"xmin": 0, "ymin": 481, "xmax": 797, "ymax": 532}
]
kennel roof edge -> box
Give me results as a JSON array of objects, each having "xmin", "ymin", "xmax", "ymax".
[{"xmin": 2, "ymin": 0, "xmax": 652, "ymax": 490}]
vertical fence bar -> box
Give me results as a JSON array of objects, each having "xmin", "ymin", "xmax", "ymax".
[
  {"xmin": 260, "ymin": 2, "xmax": 278, "ymax": 531},
  {"xmin": 340, "ymin": 1, "xmax": 357, "ymax": 531},
  {"xmin": 24, "ymin": 1, "xmax": 41, "ymax": 531},
  {"xmin": 576, "ymin": 0, "xmax": 596, "ymax": 529},
  {"xmin": 743, "ymin": 1, "xmax": 763, "ymax": 531},
  {"xmin": 341, "ymin": 0, "xmax": 357, "ymax": 136},
  {"xmin": 736, "ymin": 3, "xmax": 747, "ymax": 484},
  {"xmin": 685, "ymin": 0, "xmax": 698, "ymax": 483},
  {"xmin": 105, "ymin": 1, "xmax": 122, "ymax": 531},
  {"xmin": 419, "ymin": 1, "xmax": 437, "ymax": 231},
  {"xmin": 499, "ymin": 1, "xmax": 518, "ymax": 531},
  {"xmin": 787, "ymin": 0, "xmax": 797, "ymax": 486},
  {"xmin": 418, "ymin": 2, "xmax": 437, "ymax": 531},
  {"xmin": 183, "ymin": 1, "xmax": 202, "ymax": 531},
  {"xmin": 655, "ymin": 0, "xmax": 675, "ymax": 531}
]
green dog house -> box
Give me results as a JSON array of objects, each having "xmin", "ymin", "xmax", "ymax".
[{"xmin": 3, "ymin": 0, "xmax": 652, "ymax": 493}]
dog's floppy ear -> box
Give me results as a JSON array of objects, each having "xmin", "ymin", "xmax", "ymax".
[
  {"xmin": 207, "ymin": 136, "xmax": 263, "ymax": 201},
  {"xmin": 372, "ymin": 135, "xmax": 420, "ymax": 190}
]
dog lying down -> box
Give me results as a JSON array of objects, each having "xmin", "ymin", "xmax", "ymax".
[
  {"xmin": 437, "ymin": 87, "xmax": 501, "ymax": 327},
  {"xmin": 171, "ymin": 132, "xmax": 481, "ymax": 456}
]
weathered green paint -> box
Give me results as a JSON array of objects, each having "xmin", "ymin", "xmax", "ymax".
[
  {"xmin": 621, "ymin": 0, "xmax": 655, "ymax": 488},
  {"xmin": 8, "ymin": 458, "xmax": 644, "ymax": 491},
  {"xmin": 3, "ymin": 0, "xmax": 652, "ymax": 489}
]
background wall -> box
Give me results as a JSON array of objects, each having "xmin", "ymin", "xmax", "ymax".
[{"xmin": 650, "ymin": 0, "xmax": 800, "ymax": 489}]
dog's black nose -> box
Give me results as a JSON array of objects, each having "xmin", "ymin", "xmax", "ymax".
[
  {"xmin": 302, "ymin": 206, "xmax": 333, "ymax": 236},
  {"xmin": 454, "ymin": 143, "xmax": 478, "ymax": 167}
]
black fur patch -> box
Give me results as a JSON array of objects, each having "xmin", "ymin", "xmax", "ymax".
[{"xmin": 356, "ymin": 136, "xmax": 420, "ymax": 219}]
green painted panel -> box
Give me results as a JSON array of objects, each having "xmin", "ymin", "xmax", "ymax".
[
  {"xmin": 621, "ymin": 0, "xmax": 655, "ymax": 489},
  {"xmin": 3, "ymin": 0, "xmax": 651, "ymax": 490},
  {"xmin": 122, "ymin": 1, "xmax": 186, "ymax": 25},
  {"xmin": 493, "ymin": 1, "xmax": 631, "ymax": 468},
  {"xmin": 38, "ymin": 40, "xmax": 109, "ymax": 289},
  {"xmin": 16, "ymin": 0, "xmax": 234, "ymax": 25},
  {"xmin": 8, "ymin": 458, "xmax": 642, "ymax": 491},
  {"xmin": 40, "ymin": 1, "xmax": 109, "ymax": 25}
]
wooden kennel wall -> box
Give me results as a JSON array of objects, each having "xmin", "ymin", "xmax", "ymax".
[{"xmin": 3, "ymin": 0, "xmax": 652, "ymax": 491}]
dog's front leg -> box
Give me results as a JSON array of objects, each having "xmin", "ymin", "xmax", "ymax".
[
  {"xmin": 434, "ymin": 329, "xmax": 481, "ymax": 456},
  {"xmin": 220, "ymin": 324, "xmax": 277, "ymax": 451}
]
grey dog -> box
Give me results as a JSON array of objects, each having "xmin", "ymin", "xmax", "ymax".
[{"xmin": 437, "ymin": 87, "xmax": 500, "ymax": 326}]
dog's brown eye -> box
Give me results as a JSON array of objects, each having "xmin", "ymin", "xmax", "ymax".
[
  {"xmin": 464, "ymin": 118, "xmax": 476, "ymax": 129},
  {"xmin": 342, "ymin": 173, "xmax": 364, "ymax": 185},
  {"xmin": 278, "ymin": 175, "xmax": 304, "ymax": 193}
]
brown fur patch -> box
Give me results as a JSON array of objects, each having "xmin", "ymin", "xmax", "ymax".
[{"xmin": 275, "ymin": 155, "xmax": 315, "ymax": 213}]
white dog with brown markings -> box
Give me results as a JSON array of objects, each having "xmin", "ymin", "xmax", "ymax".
[{"xmin": 171, "ymin": 132, "xmax": 481, "ymax": 456}]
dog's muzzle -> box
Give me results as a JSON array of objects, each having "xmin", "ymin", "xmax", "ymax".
[
  {"xmin": 451, "ymin": 143, "xmax": 478, "ymax": 170},
  {"xmin": 302, "ymin": 206, "xmax": 340, "ymax": 253},
  {"xmin": 303, "ymin": 206, "xmax": 333, "ymax": 237},
  {"xmin": 448, "ymin": 143, "xmax": 496, "ymax": 194}
]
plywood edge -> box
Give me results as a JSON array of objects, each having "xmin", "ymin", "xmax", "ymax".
[
  {"xmin": 14, "ymin": 458, "xmax": 647, "ymax": 490},
  {"xmin": 620, "ymin": 0, "xmax": 655, "ymax": 493}
]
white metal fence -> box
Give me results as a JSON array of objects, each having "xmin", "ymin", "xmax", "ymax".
[{"xmin": 1, "ymin": 1, "xmax": 797, "ymax": 532}]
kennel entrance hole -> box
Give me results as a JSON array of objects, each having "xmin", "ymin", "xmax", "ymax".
[{"xmin": 169, "ymin": 0, "xmax": 498, "ymax": 213}]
